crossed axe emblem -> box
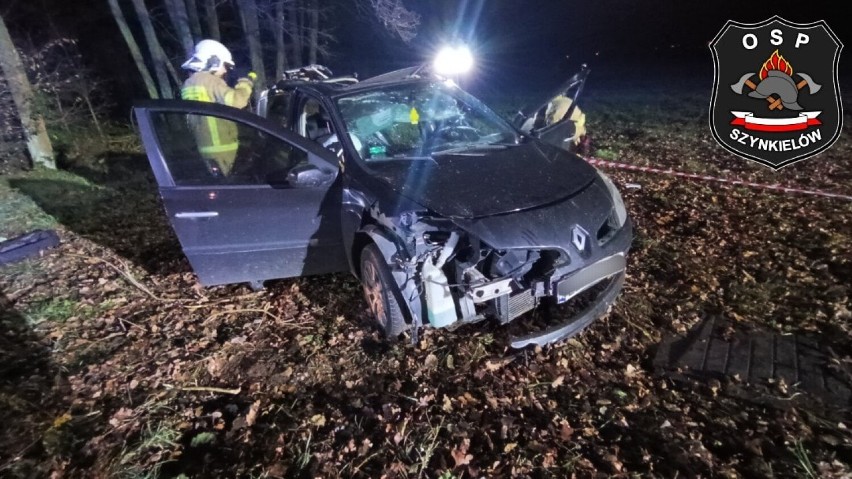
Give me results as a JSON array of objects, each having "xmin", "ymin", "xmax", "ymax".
[{"xmin": 731, "ymin": 72, "xmax": 821, "ymax": 111}]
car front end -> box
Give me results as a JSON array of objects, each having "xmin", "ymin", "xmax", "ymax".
[
  {"xmin": 332, "ymin": 75, "xmax": 632, "ymax": 348},
  {"xmin": 362, "ymin": 165, "xmax": 632, "ymax": 348}
]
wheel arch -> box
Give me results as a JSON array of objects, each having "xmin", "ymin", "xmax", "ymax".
[{"xmin": 354, "ymin": 225, "xmax": 422, "ymax": 326}]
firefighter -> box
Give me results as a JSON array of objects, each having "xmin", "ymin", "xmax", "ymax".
[
  {"xmin": 544, "ymin": 95, "xmax": 586, "ymax": 146},
  {"xmin": 180, "ymin": 39, "xmax": 255, "ymax": 176}
]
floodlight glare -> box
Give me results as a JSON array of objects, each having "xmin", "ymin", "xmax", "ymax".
[{"xmin": 433, "ymin": 45, "xmax": 474, "ymax": 76}]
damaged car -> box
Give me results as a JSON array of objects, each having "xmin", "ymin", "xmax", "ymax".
[{"xmin": 133, "ymin": 63, "xmax": 631, "ymax": 348}]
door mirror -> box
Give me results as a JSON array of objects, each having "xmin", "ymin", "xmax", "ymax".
[
  {"xmin": 265, "ymin": 167, "xmax": 291, "ymax": 187},
  {"xmin": 287, "ymin": 164, "xmax": 334, "ymax": 188}
]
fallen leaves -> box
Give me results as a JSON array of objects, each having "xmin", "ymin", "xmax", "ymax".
[
  {"xmin": 451, "ymin": 438, "xmax": 473, "ymax": 467},
  {"xmin": 309, "ymin": 414, "xmax": 326, "ymax": 427},
  {"xmin": 484, "ymin": 357, "xmax": 514, "ymax": 372},
  {"xmin": 424, "ymin": 353, "xmax": 439, "ymax": 369},
  {"xmin": 245, "ymin": 400, "xmax": 261, "ymax": 427},
  {"xmin": 1, "ymin": 89, "xmax": 850, "ymax": 479}
]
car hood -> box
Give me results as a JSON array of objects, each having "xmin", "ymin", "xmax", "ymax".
[{"xmin": 366, "ymin": 141, "xmax": 598, "ymax": 218}]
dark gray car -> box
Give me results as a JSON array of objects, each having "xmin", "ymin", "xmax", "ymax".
[{"xmin": 134, "ymin": 66, "xmax": 632, "ymax": 348}]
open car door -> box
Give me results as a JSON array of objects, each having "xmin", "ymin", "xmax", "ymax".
[
  {"xmin": 514, "ymin": 65, "xmax": 590, "ymax": 151},
  {"xmin": 134, "ymin": 100, "xmax": 347, "ymax": 287}
]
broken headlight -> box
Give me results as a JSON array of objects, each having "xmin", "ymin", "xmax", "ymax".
[{"xmin": 597, "ymin": 170, "xmax": 627, "ymax": 227}]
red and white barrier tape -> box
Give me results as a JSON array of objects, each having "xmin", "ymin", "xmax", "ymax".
[{"xmin": 584, "ymin": 158, "xmax": 852, "ymax": 202}]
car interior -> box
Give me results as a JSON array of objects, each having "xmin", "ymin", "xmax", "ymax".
[{"xmin": 299, "ymin": 98, "xmax": 334, "ymax": 143}]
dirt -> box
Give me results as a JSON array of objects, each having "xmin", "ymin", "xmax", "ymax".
[{"xmin": 1, "ymin": 88, "xmax": 850, "ymax": 478}]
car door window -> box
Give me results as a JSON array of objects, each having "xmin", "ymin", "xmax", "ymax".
[
  {"xmin": 150, "ymin": 111, "xmax": 307, "ymax": 186},
  {"xmin": 267, "ymin": 89, "xmax": 294, "ymax": 129},
  {"xmin": 298, "ymin": 98, "xmax": 335, "ymax": 144}
]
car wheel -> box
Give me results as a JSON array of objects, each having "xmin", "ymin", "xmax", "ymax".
[{"xmin": 360, "ymin": 244, "xmax": 407, "ymax": 338}]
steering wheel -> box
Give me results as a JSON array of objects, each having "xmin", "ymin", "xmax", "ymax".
[
  {"xmin": 423, "ymin": 124, "xmax": 480, "ymax": 152},
  {"xmin": 320, "ymin": 133, "xmax": 363, "ymax": 158},
  {"xmin": 436, "ymin": 125, "xmax": 479, "ymax": 142}
]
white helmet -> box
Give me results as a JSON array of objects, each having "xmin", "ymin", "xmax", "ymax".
[{"xmin": 181, "ymin": 39, "xmax": 235, "ymax": 72}]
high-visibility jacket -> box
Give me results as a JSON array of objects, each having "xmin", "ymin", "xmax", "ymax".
[
  {"xmin": 544, "ymin": 96, "xmax": 586, "ymax": 145},
  {"xmin": 181, "ymin": 71, "xmax": 253, "ymax": 175}
]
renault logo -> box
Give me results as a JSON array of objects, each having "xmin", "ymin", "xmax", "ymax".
[{"xmin": 571, "ymin": 226, "xmax": 588, "ymax": 252}]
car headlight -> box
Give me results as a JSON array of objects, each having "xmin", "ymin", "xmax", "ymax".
[{"xmin": 597, "ymin": 169, "xmax": 627, "ymax": 227}]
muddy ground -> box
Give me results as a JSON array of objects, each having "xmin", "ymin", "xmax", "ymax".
[{"xmin": 1, "ymin": 87, "xmax": 850, "ymax": 478}]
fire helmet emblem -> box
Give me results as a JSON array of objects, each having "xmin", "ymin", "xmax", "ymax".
[{"xmin": 709, "ymin": 16, "xmax": 842, "ymax": 169}]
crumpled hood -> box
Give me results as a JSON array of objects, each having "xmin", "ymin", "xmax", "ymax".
[{"xmin": 367, "ymin": 141, "xmax": 598, "ymax": 218}]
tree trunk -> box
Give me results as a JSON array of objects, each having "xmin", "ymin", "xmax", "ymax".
[
  {"xmin": 184, "ymin": 0, "xmax": 203, "ymax": 40},
  {"xmin": 81, "ymin": 90, "xmax": 104, "ymax": 137},
  {"xmin": 202, "ymin": 0, "xmax": 220, "ymax": 40},
  {"xmin": 165, "ymin": 0, "xmax": 195, "ymax": 57},
  {"xmin": 236, "ymin": 0, "xmax": 266, "ymax": 88},
  {"xmin": 158, "ymin": 41, "xmax": 182, "ymax": 87},
  {"xmin": 288, "ymin": 0, "xmax": 302, "ymax": 66},
  {"xmin": 106, "ymin": 0, "xmax": 158, "ymax": 98},
  {"xmin": 0, "ymin": 13, "xmax": 56, "ymax": 169},
  {"xmin": 308, "ymin": 0, "xmax": 318, "ymax": 64},
  {"xmin": 272, "ymin": 0, "xmax": 287, "ymax": 79},
  {"xmin": 130, "ymin": 0, "xmax": 175, "ymax": 98},
  {"xmin": 299, "ymin": 4, "xmax": 307, "ymax": 64}
]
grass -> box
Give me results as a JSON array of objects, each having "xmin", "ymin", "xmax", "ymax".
[
  {"xmin": 3, "ymin": 168, "xmax": 106, "ymax": 234},
  {"xmin": 112, "ymin": 422, "xmax": 180, "ymax": 479},
  {"xmin": 189, "ymin": 431, "xmax": 216, "ymax": 448},
  {"xmin": 23, "ymin": 298, "xmax": 79, "ymax": 325},
  {"xmin": 594, "ymin": 148, "xmax": 619, "ymax": 160},
  {"xmin": 790, "ymin": 440, "xmax": 818, "ymax": 479},
  {"xmin": 23, "ymin": 297, "xmax": 112, "ymax": 325},
  {"xmin": 416, "ymin": 418, "xmax": 444, "ymax": 478},
  {"xmin": 0, "ymin": 170, "xmax": 60, "ymax": 237}
]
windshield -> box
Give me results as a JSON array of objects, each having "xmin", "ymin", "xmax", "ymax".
[{"xmin": 335, "ymin": 81, "xmax": 519, "ymax": 161}]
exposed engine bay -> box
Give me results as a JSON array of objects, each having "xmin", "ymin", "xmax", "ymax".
[{"xmin": 366, "ymin": 200, "xmax": 628, "ymax": 348}]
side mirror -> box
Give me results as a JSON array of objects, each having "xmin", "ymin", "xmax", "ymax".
[
  {"xmin": 265, "ymin": 167, "xmax": 290, "ymax": 187},
  {"xmin": 287, "ymin": 163, "xmax": 334, "ymax": 188}
]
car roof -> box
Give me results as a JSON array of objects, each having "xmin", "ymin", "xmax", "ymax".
[{"xmin": 272, "ymin": 66, "xmax": 436, "ymax": 99}]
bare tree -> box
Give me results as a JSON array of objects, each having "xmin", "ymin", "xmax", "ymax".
[
  {"xmin": 130, "ymin": 0, "xmax": 175, "ymax": 98},
  {"xmin": 202, "ymin": 0, "xmax": 220, "ymax": 40},
  {"xmin": 184, "ymin": 0, "xmax": 204, "ymax": 40},
  {"xmin": 271, "ymin": 0, "xmax": 289, "ymax": 79},
  {"xmin": 287, "ymin": 0, "xmax": 302, "ymax": 66},
  {"xmin": 362, "ymin": 0, "xmax": 419, "ymax": 42},
  {"xmin": 164, "ymin": 0, "xmax": 195, "ymax": 57},
  {"xmin": 0, "ymin": 13, "xmax": 55, "ymax": 169},
  {"xmin": 236, "ymin": 0, "xmax": 266, "ymax": 87},
  {"xmin": 307, "ymin": 0, "xmax": 318, "ymax": 64},
  {"xmin": 156, "ymin": 36, "xmax": 182, "ymax": 87},
  {"xmin": 107, "ymin": 0, "xmax": 158, "ymax": 98},
  {"xmin": 28, "ymin": 38, "xmax": 108, "ymax": 137}
]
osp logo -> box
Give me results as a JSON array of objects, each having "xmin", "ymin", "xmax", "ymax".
[{"xmin": 709, "ymin": 16, "xmax": 843, "ymax": 169}]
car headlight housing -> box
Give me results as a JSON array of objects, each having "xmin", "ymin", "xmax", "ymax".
[{"xmin": 597, "ymin": 169, "xmax": 627, "ymax": 227}]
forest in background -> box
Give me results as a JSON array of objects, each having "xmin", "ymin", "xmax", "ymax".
[{"xmin": 0, "ymin": 0, "xmax": 418, "ymax": 172}]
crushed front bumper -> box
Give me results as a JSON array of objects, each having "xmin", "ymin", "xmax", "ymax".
[{"xmin": 509, "ymin": 254, "xmax": 626, "ymax": 349}]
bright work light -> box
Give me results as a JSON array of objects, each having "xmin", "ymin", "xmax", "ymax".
[{"xmin": 433, "ymin": 45, "xmax": 474, "ymax": 76}]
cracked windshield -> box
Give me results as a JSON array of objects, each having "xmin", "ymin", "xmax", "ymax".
[{"xmin": 337, "ymin": 82, "xmax": 519, "ymax": 161}]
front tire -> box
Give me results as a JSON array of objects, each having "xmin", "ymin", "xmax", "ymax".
[{"xmin": 360, "ymin": 244, "xmax": 407, "ymax": 338}]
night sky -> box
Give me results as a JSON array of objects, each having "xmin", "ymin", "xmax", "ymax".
[
  {"xmin": 332, "ymin": 1, "xmax": 848, "ymax": 95},
  {"xmin": 3, "ymin": 0, "xmax": 848, "ymax": 109}
]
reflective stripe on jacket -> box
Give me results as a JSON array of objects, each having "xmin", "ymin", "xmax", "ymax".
[{"xmin": 181, "ymin": 72, "xmax": 253, "ymax": 157}]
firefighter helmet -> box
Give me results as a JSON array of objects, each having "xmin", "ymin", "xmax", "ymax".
[{"xmin": 181, "ymin": 39, "xmax": 235, "ymax": 72}]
